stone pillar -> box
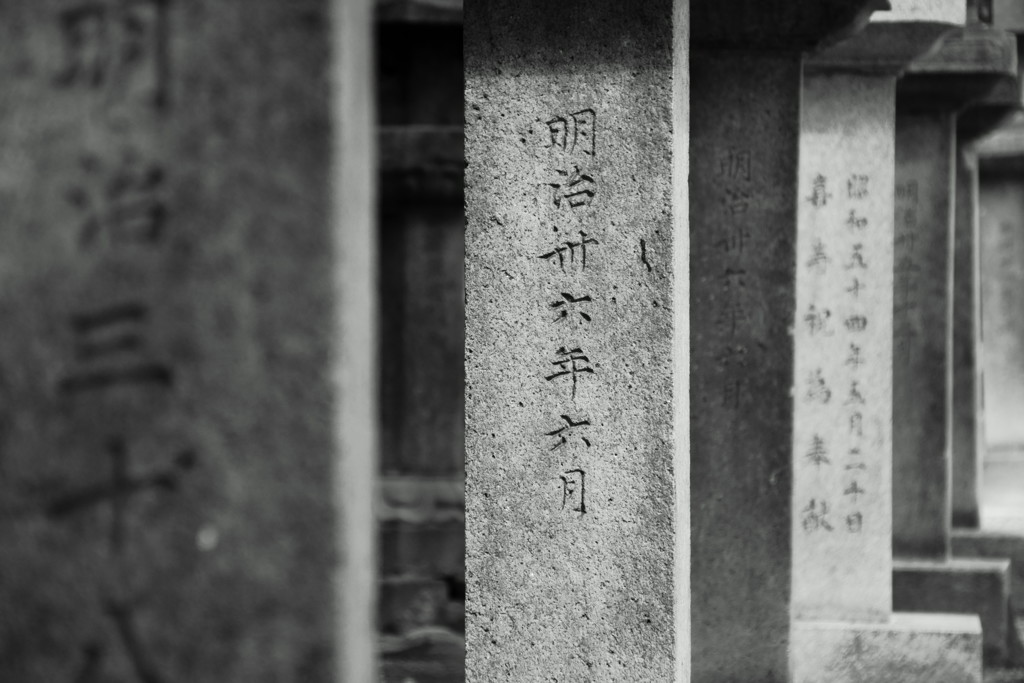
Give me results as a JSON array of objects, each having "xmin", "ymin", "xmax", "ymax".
[
  {"xmin": 950, "ymin": 111, "xmax": 1019, "ymax": 531},
  {"xmin": 949, "ymin": 15, "xmax": 1023, "ymax": 531},
  {"xmin": 951, "ymin": 121, "xmax": 1024, "ymax": 623},
  {"xmin": 968, "ymin": 121, "xmax": 1024, "ymax": 523},
  {"xmin": 889, "ymin": 24, "xmax": 1023, "ymax": 666},
  {"xmin": 796, "ymin": 35, "xmax": 928, "ymax": 629},
  {"xmin": 893, "ymin": 100, "xmax": 957, "ymax": 557},
  {"xmin": 0, "ymin": 0, "xmax": 372, "ymax": 681},
  {"xmin": 689, "ymin": 3, "xmax": 885, "ymax": 681},
  {"xmin": 891, "ymin": 25, "xmax": 1016, "ymax": 558},
  {"xmin": 464, "ymin": 2, "xmax": 688, "ymax": 680},
  {"xmin": 690, "ymin": 51, "xmax": 801, "ymax": 682},
  {"xmin": 952, "ymin": 144, "xmax": 984, "ymax": 529},
  {"xmin": 789, "ymin": 16, "xmax": 986, "ymax": 682}
]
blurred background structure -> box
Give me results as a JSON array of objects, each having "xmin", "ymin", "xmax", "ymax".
[{"xmin": 375, "ymin": 0, "xmax": 464, "ymax": 681}]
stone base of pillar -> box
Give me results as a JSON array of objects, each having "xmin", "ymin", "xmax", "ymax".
[
  {"xmin": 894, "ymin": 558, "xmax": 1015, "ymax": 665},
  {"xmin": 953, "ymin": 531, "xmax": 1024, "ymax": 616},
  {"xmin": 792, "ymin": 613, "xmax": 983, "ymax": 683}
]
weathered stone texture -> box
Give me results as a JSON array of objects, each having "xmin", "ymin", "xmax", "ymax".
[
  {"xmin": 792, "ymin": 614, "xmax": 983, "ymax": 683},
  {"xmin": 465, "ymin": 1, "xmax": 684, "ymax": 680},
  {"xmin": 793, "ymin": 71, "xmax": 895, "ymax": 623}
]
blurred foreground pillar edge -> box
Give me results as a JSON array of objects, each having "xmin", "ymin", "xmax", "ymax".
[{"xmin": 333, "ymin": 0, "xmax": 378, "ymax": 681}]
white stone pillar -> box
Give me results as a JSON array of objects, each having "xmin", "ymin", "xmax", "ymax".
[
  {"xmin": 794, "ymin": 70, "xmax": 897, "ymax": 625},
  {"xmin": 791, "ymin": 15, "xmax": 986, "ymax": 680}
]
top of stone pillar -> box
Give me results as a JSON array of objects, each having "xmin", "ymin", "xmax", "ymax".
[
  {"xmin": 898, "ymin": 24, "xmax": 1018, "ymax": 110},
  {"xmin": 692, "ymin": 0, "xmax": 889, "ymax": 50},
  {"xmin": 967, "ymin": 1, "xmax": 1024, "ymax": 155},
  {"xmin": 807, "ymin": 1, "xmax": 977, "ymax": 77},
  {"xmin": 957, "ymin": 41, "xmax": 1023, "ymax": 140},
  {"xmin": 973, "ymin": 111, "xmax": 1024, "ymax": 165},
  {"xmin": 958, "ymin": 8, "xmax": 1024, "ymax": 141},
  {"xmin": 807, "ymin": 22, "xmax": 958, "ymax": 74}
]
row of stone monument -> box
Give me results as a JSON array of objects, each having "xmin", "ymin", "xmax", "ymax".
[{"xmin": 465, "ymin": 0, "xmax": 1024, "ymax": 681}]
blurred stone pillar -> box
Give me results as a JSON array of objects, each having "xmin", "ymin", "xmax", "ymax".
[
  {"xmin": 953, "ymin": 116, "xmax": 1024, "ymax": 621},
  {"xmin": 889, "ymin": 21, "xmax": 1022, "ymax": 666},
  {"xmin": 0, "ymin": 1, "xmax": 372, "ymax": 681},
  {"xmin": 335, "ymin": 0, "xmax": 378, "ymax": 680},
  {"xmin": 950, "ymin": 10, "xmax": 1024, "ymax": 533}
]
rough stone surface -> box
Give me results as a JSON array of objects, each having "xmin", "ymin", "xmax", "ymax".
[
  {"xmin": 979, "ymin": 173, "xmax": 1024, "ymax": 449},
  {"xmin": 793, "ymin": 71, "xmax": 894, "ymax": 623},
  {"xmin": 792, "ymin": 613, "xmax": 983, "ymax": 683},
  {"xmin": 894, "ymin": 558, "xmax": 1013, "ymax": 664},
  {"xmin": 953, "ymin": 146, "xmax": 983, "ymax": 530},
  {"xmin": 0, "ymin": 2, "xmax": 339, "ymax": 682},
  {"xmin": 893, "ymin": 108, "xmax": 956, "ymax": 560},
  {"xmin": 464, "ymin": 1, "xmax": 686, "ymax": 680},
  {"xmin": 691, "ymin": 49, "xmax": 799, "ymax": 683}
]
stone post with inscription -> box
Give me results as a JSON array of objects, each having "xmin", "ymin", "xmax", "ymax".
[
  {"xmin": 465, "ymin": 1, "xmax": 689, "ymax": 680},
  {"xmin": 689, "ymin": 3, "xmax": 900, "ymax": 681},
  {"xmin": 790, "ymin": 9, "xmax": 988, "ymax": 681},
  {"xmin": 889, "ymin": 22, "xmax": 1023, "ymax": 665},
  {"xmin": 0, "ymin": 1, "xmax": 372, "ymax": 681}
]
